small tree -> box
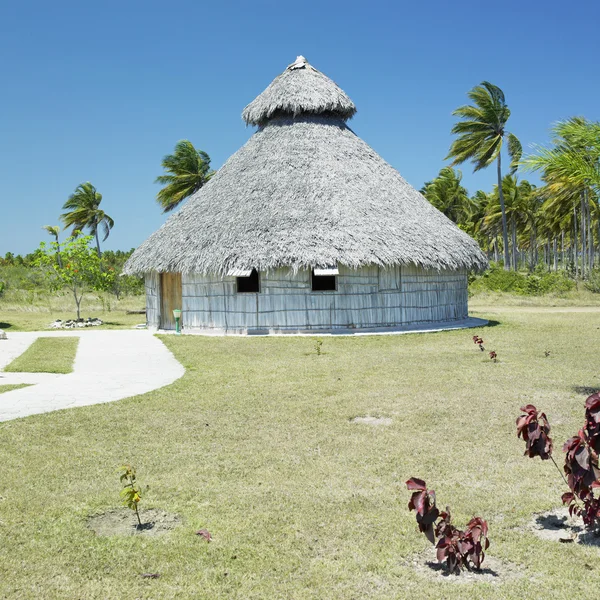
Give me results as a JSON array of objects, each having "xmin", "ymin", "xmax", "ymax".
[{"xmin": 35, "ymin": 235, "xmax": 114, "ymax": 319}]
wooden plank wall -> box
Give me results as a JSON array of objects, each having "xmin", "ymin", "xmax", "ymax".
[
  {"xmin": 145, "ymin": 272, "xmax": 160, "ymax": 328},
  {"xmin": 179, "ymin": 265, "xmax": 468, "ymax": 333}
]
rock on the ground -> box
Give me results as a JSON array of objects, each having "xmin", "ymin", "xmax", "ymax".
[
  {"xmin": 48, "ymin": 318, "xmax": 103, "ymax": 330},
  {"xmin": 0, "ymin": 329, "xmax": 7, "ymax": 340}
]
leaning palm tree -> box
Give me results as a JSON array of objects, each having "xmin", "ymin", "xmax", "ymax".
[
  {"xmin": 60, "ymin": 183, "xmax": 114, "ymax": 257},
  {"xmin": 446, "ymin": 82, "xmax": 522, "ymax": 270},
  {"xmin": 42, "ymin": 225, "xmax": 62, "ymax": 267},
  {"xmin": 155, "ymin": 140, "xmax": 214, "ymax": 212}
]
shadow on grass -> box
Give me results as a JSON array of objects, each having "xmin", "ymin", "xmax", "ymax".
[
  {"xmin": 0, "ymin": 322, "xmax": 12, "ymax": 330},
  {"xmin": 483, "ymin": 320, "xmax": 501, "ymax": 328},
  {"xmin": 424, "ymin": 560, "xmax": 499, "ymax": 578},
  {"xmin": 573, "ymin": 386, "xmax": 600, "ymax": 396}
]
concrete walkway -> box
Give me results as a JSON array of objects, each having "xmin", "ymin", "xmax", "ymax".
[{"xmin": 0, "ymin": 330, "xmax": 185, "ymax": 422}]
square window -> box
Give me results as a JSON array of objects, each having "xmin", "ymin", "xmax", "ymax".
[
  {"xmin": 236, "ymin": 269, "xmax": 260, "ymax": 293},
  {"xmin": 311, "ymin": 268, "xmax": 337, "ymax": 291}
]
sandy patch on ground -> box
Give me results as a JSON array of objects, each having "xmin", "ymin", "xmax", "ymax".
[
  {"xmin": 529, "ymin": 508, "xmax": 600, "ymax": 546},
  {"xmin": 88, "ymin": 508, "xmax": 181, "ymax": 537},
  {"xmin": 406, "ymin": 546, "xmax": 524, "ymax": 584}
]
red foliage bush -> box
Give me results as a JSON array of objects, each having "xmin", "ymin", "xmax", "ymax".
[
  {"xmin": 406, "ymin": 478, "xmax": 489, "ymax": 573},
  {"xmin": 517, "ymin": 396, "xmax": 600, "ymax": 531}
]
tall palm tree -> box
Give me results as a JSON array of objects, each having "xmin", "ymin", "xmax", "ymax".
[
  {"xmin": 42, "ymin": 225, "xmax": 62, "ymax": 267},
  {"xmin": 60, "ymin": 182, "xmax": 114, "ymax": 257},
  {"xmin": 155, "ymin": 140, "xmax": 214, "ymax": 212},
  {"xmin": 446, "ymin": 81, "xmax": 522, "ymax": 270},
  {"xmin": 420, "ymin": 167, "xmax": 473, "ymax": 226}
]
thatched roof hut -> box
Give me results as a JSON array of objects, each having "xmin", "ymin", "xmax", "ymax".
[{"xmin": 125, "ymin": 56, "xmax": 487, "ymax": 334}]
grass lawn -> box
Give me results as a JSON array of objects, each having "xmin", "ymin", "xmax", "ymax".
[
  {"xmin": 0, "ymin": 306, "xmax": 599, "ymax": 598},
  {"xmin": 0, "ymin": 383, "xmax": 31, "ymax": 394},
  {"xmin": 3, "ymin": 337, "xmax": 79, "ymax": 373}
]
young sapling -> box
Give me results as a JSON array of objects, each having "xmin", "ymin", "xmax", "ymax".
[{"xmin": 120, "ymin": 464, "xmax": 143, "ymax": 527}]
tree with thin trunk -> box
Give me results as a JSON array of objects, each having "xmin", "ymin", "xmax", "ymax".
[
  {"xmin": 42, "ymin": 225, "xmax": 62, "ymax": 267},
  {"xmin": 60, "ymin": 182, "xmax": 114, "ymax": 257},
  {"xmin": 35, "ymin": 235, "xmax": 114, "ymax": 320},
  {"xmin": 446, "ymin": 82, "xmax": 522, "ymax": 270},
  {"xmin": 155, "ymin": 140, "xmax": 214, "ymax": 212}
]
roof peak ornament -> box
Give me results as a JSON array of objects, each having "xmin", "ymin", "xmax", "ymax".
[{"xmin": 288, "ymin": 55, "xmax": 311, "ymax": 70}]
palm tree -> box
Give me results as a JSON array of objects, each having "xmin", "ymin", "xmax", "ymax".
[
  {"xmin": 420, "ymin": 167, "xmax": 473, "ymax": 226},
  {"xmin": 522, "ymin": 118, "xmax": 600, "ymax": 277},
  {"xmin": 485, "ymin": 176, "xmax": 535, "ymax": 270},
  {"xmin": 446, "ymin": 82, "xmax": 522, "ymax": 270},
  {"xmin": 60, "ymin": 183, "xmax": 114, "ymax": 257},
  {"xmin": 155, "ymin": 140, "xmax": 214, "ymax": 212},
  {"xmin": 42, "ymin": 225, "xmax": 62, "ymax": 267}
]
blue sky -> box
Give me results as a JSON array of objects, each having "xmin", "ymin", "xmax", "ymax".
[{"xmin": 1, "ymin": 0, "xmax": 599, "ymax": 255}]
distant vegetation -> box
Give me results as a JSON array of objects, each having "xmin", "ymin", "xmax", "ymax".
[{"xmin": 423, "ymin": 81, "xmax": 600, "ymax": 284}]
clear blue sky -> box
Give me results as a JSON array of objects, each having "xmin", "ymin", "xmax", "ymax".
[{"xmin": 1, "ymin": 0, "xmax": 599, "ymax": 255}]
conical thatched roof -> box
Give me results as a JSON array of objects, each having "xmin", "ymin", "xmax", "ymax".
[
  {"xmin": 242, "ymin": 56, "xmax": 356, "ymax": 126},
  {"xmin": 124, "ymin": 57, "xmax": 487, "ymax": 276}
]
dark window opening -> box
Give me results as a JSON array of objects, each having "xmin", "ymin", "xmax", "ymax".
[
  {"xmin": 311, "ymin": 270, "xmax": 337, "ymax": 291},
  {"xmin": 237, "ymin": 269, "xmax": 260, "ymax": 293}
]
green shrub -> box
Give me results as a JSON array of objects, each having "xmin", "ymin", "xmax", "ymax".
[
  {"xmin": 584, "ymin": 270, "xmax": 600, "ymax": 294},
  {"xmin": 470, "ymin": 265, "xmax": 576, "ymax": 296}
]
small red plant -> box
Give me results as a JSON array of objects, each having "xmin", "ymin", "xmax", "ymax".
[
  {"xmin": 516, "ymin": 404, "xmax": 553, "ymax": 460},
  {"xmin": 472, "ymin": 335, "xmax": 485, "ymax": 351},
  {"xmin": 406, "ymin": 478, "xmax": 489, "ymax": 573},
  {"xmin": 406, "ymin": 477, "xmax": 439, "ymax": 543},
  {"xmin": 517, "ymin": 396, "xmax": 600, "ymax": 532},
  {"xmin": 489, "ymin": 351, "xmax": 498, "ymax": 362}
]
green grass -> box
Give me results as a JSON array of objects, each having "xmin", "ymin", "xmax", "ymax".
[
  {"xmin": 3, "ymin": 337, "xmax": 79, "ymax": 373},
  {"xmin": 0, "ymin": 383, "xmax": 32, "ymax": 394},
  {"xmin": 0, "ymin": 307, "xmax": 599, "ymax": 598}
]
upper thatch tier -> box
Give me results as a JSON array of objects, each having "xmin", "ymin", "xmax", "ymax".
[{"xmin": 242, "ymin": 56, "xmax": 357, "ymax": 126}]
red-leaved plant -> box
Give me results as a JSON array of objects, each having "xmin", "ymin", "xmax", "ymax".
[
  {"xmin": 472, "ymin": 335, "xmax": 485, "ymax": 351},
  {"xmin": 517, "ymin": 395, "xmax": 600, "ymax": 532},
  {"xmin": 406, "ymin": 478, "xmax": 489, "ymax": 573},
  {"xmin": 516, "ymin": 404, "xmax": 553, "ymax": 460}
]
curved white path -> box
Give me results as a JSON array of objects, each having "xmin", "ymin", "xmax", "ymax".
[{"xmin": 0, "ymin": 330, "xmax": 184, "ymax": 422}]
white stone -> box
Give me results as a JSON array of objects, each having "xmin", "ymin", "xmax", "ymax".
[{"xmin": 0, "ymin": 330, "xmax": 6, "ymax": 340}]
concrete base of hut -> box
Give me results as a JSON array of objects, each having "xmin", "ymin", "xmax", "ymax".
[{"xmin": 152, "ymin": 316, "xmax": 488, "ymax": 337}]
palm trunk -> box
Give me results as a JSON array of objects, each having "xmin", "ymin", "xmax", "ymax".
[
  {"xmin": 587, "ymin": 189, "xmax": 593, "ymax": 270},
  {"xmin": 497, "ymin": 155, "xmax": 510, "ymax": 270},
  {"xmin": 94, "ymin": 228, "xmax": 102, "ymax": 258},
  {"xmin": 511, "ymin": 217, "xmax": 518, "ymax": 271},
  {"xmin": 55, "ymin": 240, "xmax": 63, "ymax": 269},
  {"xmin": 553, "ymin": 237, "xmax": 558, "ymax": 272},
  {"xmin": 581, "ymin": 191, "xmax": 586, "ymax": 278},
  {"xmin": 574, "ymin": 207, "xmax": 578, "ymax": 278}
]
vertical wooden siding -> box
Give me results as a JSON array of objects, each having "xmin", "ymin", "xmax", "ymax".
[
  {"xmin": 145, "ymin": 272, "xmax": 160, "ymax": 328},
  {"xmin": 179, "ymin": 265, "xmax": 468, "ymax": 332}
]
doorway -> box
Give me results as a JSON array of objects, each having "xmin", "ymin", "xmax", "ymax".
[{"xmin": 160, "ymin": 272, "xmax": 182, "ymax": 330}]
